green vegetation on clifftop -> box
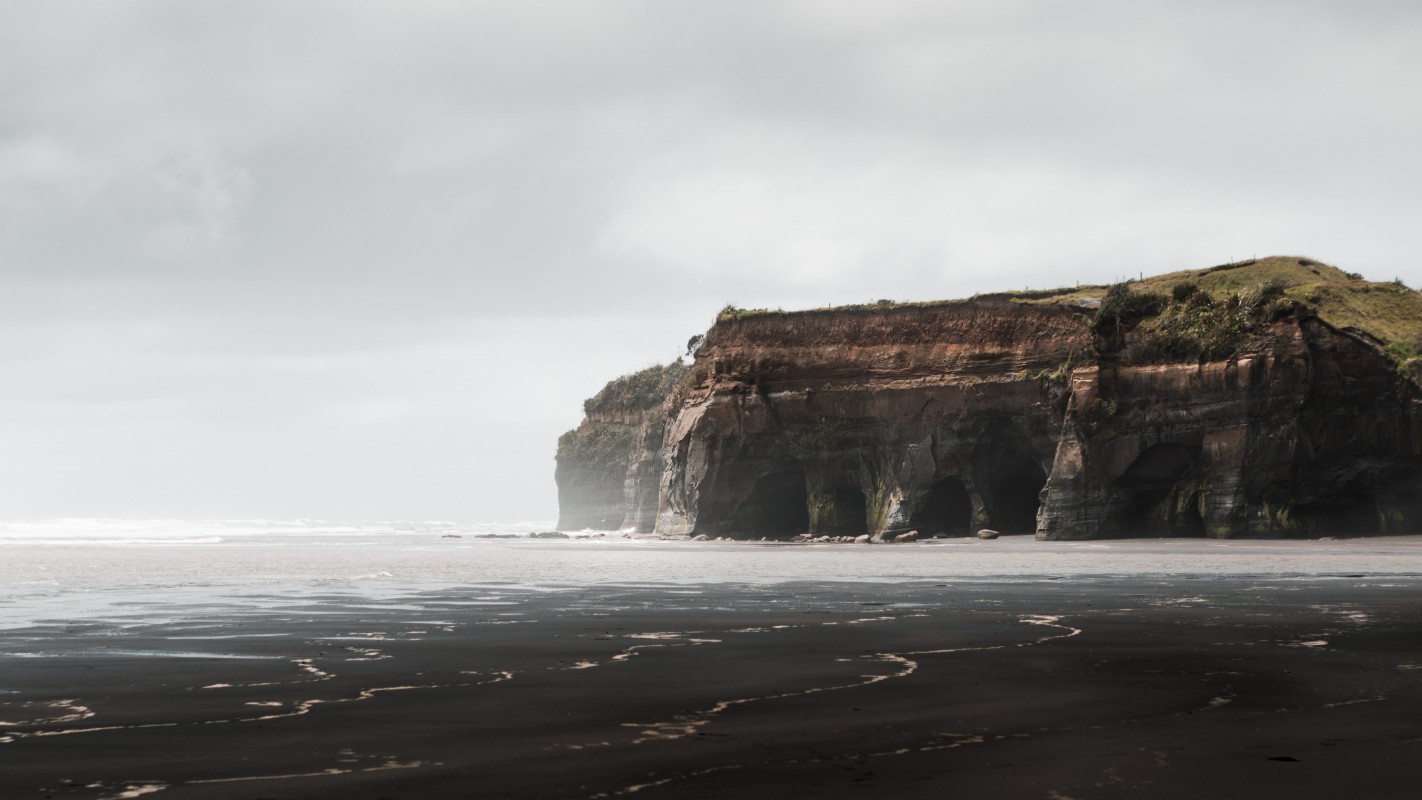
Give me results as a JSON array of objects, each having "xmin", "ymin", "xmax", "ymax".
[
  {"xmin": 560, "ymin": 361, "xmax": 690, "ymax": 473},
  {"xmin": 1028, "ymin": 256, "xmax": 1422, "ymax": 363},
  {"xmin": 557, "ymin": 423, "xmax": 634, "ymax": 467},
  {"xmin": 582, "ymin": 361, "xmax": 689, "ymax": 415},
  {"xmin": 1093, "ymin": 278, "xmax": 1301, "ymax": 364}
]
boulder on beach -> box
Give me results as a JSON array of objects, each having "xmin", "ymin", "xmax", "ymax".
[
  {"xmin": 977, "ymin": 529, "xmax": 1000, "ymax": 540},
  {"xmin": 894, "ymin": 530, "xmax": 920, "ymax": 543},
  {"xmin": 854, "ymin": 534, "xmax": 872, "ymax": 544},
  {"xmin": 528, "ymin": 531, "xmax": 571, "ymax": 539}
]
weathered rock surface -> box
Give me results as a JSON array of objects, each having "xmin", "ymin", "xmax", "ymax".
[
  {"xmin": 652, "ymin": 301, "xmax": 1085, "ymax": 540},
  {"xmin": 557, "ymin": 260, "xmax": 1422, "ymax": 540},
  {"xmin": 1039, "ymin": 314, "xmax": 1422, "ymax": 538},
  {"xmin": 555, "ymin": 363, "xmax": 687, "ymax": 531}
]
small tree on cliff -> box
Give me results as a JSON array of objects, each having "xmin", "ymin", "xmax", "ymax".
[{"xmin": 1091, "ymin": 283, "xmax": 1166, "ymax": 338}]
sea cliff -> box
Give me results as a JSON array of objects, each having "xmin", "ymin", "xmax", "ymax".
[
  {"xmin": 555, "ymin": 362, "xmax": 687, "ymax": 530},
  {"xmin": 557, "ymin": 257, "xmax": 1422, "ymax": 539}
]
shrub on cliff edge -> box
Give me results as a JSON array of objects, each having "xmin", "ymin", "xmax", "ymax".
[
  {"xmin": 582, "ymin": 361, "xmax": 690, "ymax": 415},
  {"xmin": 557, "ymin": 423, "xmax": 635, "ymax": 467},
  {"xmin": 1091, "ymin": 283, "xmax": 1166, "ymax": 337},
  {"xmin": 1091, "ymin": 279, "xmax": 1306, "ymax": 364}
]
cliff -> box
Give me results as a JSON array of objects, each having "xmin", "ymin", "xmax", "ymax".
[
  {"xmin": 555, "ymin": 362, "xmax": 687, "ymax": 530},
  {"xmin": 557, "ymin": 257, "xmax": 1422, "ymax": 539}
]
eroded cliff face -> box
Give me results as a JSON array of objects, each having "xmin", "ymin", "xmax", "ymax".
[
  {"xmin": 1040, "ymin": 314, "xmax": 1422, "ymax": 539},
  {"xmin": 655, "ymin": 302, "xmax": 1086, "ymax": 539},
  {"xmin": 557, "ymin": 269, "xmax": 1422, "ymax": 540},
  {"xmin": 555, "ymin": 363, "xmax": 686, "ymax": 531}
]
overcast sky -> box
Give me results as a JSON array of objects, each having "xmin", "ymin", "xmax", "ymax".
[{"xmin": 4, "ymin": 1, "xmax": 1421, "ymax": 522}]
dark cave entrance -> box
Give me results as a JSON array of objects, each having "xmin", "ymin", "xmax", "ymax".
[
  {"xmin": 1125, "ymin": 495, "xmax": 1206, "ymax": 538},
  {"xmin": 735, "ymin": 470, "xmax": 810, "ymax": 538},
  {"xmin": 911, "ymin": 477, "xmax": 973, "ymax": 537},
  {"xmin": 978, "ymin": 429, "xmax": 1048, "ymax": 535},
  {"xmin": 828, "ymin": 487, "xmax": 869, "ymax": 537},
  {"xmin": 1119, "ymin": 444, "xmax": 1206, "ymax": 537},
  {"xmin": 1291, "ymin": 490, "xmax": 1380, "ymax": 537}
]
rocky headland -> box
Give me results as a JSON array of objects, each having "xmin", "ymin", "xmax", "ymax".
[{"xmin": 558, "ymin": 257, "xmax": 1422, "ymax": 540}]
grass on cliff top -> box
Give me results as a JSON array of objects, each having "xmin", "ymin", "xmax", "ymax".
[
  {"xmin": 582, "ymin": 361, "xmax": 689, "ymax": 415},
  {"xmin": 1095, "ymin": 280, "xmax": 1295, "ymax": 365},
  {"xmin": 1036, "ymin": 256, "xmax": 1422, "ymax": 356},
  {"xmin": 718, "ymin": 256, "xmax": 1422, "ymax": 359}
]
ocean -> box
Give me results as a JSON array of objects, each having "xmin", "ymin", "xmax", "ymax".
[{"xmin": 4, "ymin": 519, "xmax": 1422, "ymax": 628}]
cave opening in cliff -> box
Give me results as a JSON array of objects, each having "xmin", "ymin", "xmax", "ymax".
[
  {"xmin": 912, "ymin": 477, "xmax": 972, "ymax": 537},
  {"xmin": 1125, "ymin": 495, "xmax": 1206, "ymax": 538},
  {"xmin": 828, "ymin": 487, "xmax": 869, "ymax": 537},
  {"xmin": 977, "ymin": 429, "xmax": 1047, "ymax": 535},
  {"xmin": 732, "ymin": 470, "xmax": 810, "ymax": 538},
  {"xmin": 1291, "ymin": 490, "xmax": 1380, "ymax": 537},
  {"xmin": 1119, "ymin": 444, "xmax": 1206, "ymax": 537}
]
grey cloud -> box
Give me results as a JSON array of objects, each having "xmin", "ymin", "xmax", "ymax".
[{"xmin": 3, "ymin": 1, "xmax": 1421, "ymax": 520}]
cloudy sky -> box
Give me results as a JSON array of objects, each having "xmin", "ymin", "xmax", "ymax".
[{"xmin": 4, "ymin": 1, "xmax": 1421, "ymax": 522}]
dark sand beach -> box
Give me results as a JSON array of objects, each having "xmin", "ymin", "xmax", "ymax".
[{"xmin": 4, "ymin": 575, "xmax": 1422, "ymax": 799}]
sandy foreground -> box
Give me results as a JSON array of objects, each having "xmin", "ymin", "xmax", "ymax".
[{"xmin": 2, "ymin": 573, "xmax": 1421, "ymax": 799}]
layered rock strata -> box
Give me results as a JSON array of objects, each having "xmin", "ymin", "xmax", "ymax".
[
  {"xmin": 655, "ymin": 302, "xmax": 1084, "ymax": 539},
  {"xmin": 1040, "ymin": 313, "xmax": 1422, "ymax": 538},
  {"xmin": 557, "ymin": 268, "xmax": 1422, "ymax": 539}
]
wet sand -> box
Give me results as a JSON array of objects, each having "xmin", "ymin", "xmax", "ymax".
[{"xmin": 3, "ymin": 577, "xmax": 1422, "ymax": 799}]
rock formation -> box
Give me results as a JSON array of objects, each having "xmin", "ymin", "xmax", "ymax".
[
  {"xmin": 555, "ymin": 362, "xmax": 687, "ymax": 530},
  {"xmin": 556, "ymin": 258, "xmax": 1422, "ymax": 539}
]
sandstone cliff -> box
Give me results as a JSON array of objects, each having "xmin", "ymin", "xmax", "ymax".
[
  {"xmin": 557, "ymin": 258, "xmax": 1422, "ymax": 539},
  {"xmin": 555, "ymin": 362, "xmax": 687, "ymax": 530}
]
